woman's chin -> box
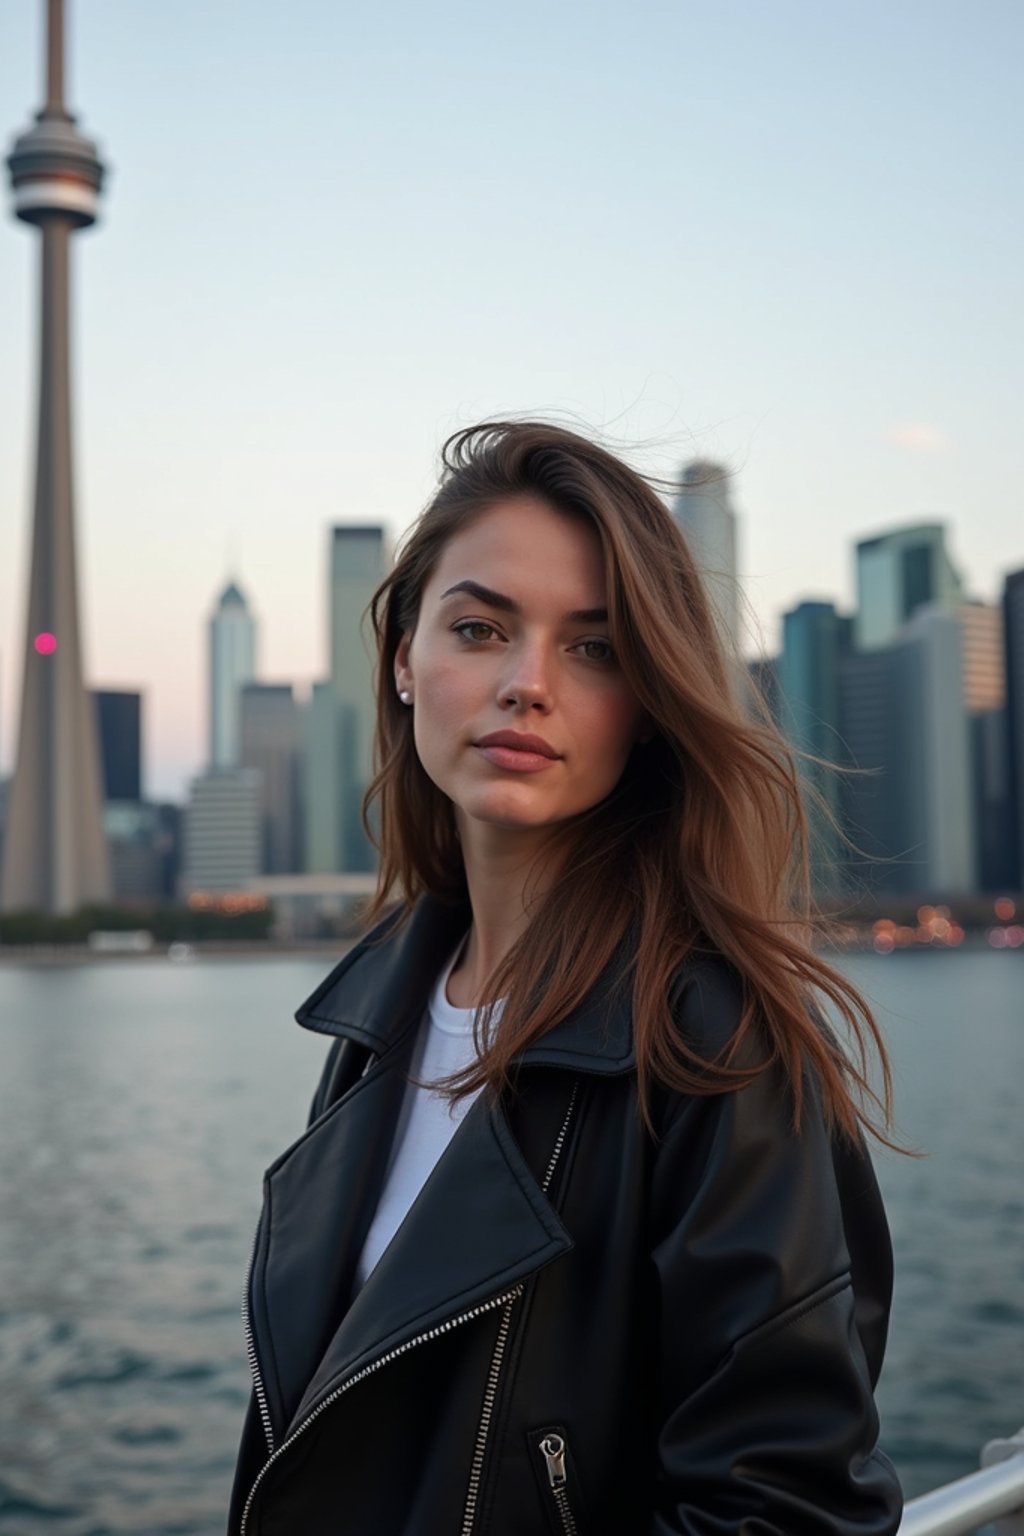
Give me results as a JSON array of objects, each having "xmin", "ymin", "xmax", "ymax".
[{"xmin": 456, "ymin": 790, "xmax": 567, "ymax": 835}]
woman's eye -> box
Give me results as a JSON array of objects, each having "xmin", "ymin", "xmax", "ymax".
[
  {"xmin": 575, "ymin": 638, "xmax": 615, "ymax": 664},
  {"xmin": 452, "ymin": 620, "xmax": 499, "ymax": 643}
]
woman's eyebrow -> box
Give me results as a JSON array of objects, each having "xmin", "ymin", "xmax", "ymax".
[
  {"xmin": 439, "ymin": 579, "xmax": 608, "ymax": 624},
  {"xmin": 440, "ymin": 579, "xmax": 516, "ymax": 612}
]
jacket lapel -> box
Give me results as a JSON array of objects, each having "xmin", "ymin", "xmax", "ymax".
[
  {"xmin": 248, "ymin": 1035, "xmax": 416, "ymax": 1441},
  {"xmin": 284, "ymin": 1089, "xmax": 572, "ymax": 1434}
]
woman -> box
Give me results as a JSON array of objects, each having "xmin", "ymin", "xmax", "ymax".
[{"xmin": 228, "ymin": 421, "xmax": 903, "ymax": 1535}]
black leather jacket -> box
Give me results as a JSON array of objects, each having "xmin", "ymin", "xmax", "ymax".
[{"xmin": 228, "ymin": 896, "xmax": 902, "ymax": 1535}]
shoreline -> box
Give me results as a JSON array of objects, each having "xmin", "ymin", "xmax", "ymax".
[
  {"xmin": 0, "ymin": 939, "xmax": 358, "ymax": 966},
  {"xmin": 0, "ymin": 935, "xmax": 1018, "ymax": 966}
]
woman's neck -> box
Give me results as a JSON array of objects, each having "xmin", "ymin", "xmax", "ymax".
[{"xmin": 446, "ymin": 819, "xmax": 561, "ymax": 1008}]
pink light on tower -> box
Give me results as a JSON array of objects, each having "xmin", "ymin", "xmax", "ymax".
[{"xmin": 34, "ymin": 632, "xmax": 58, "ymax": 655}]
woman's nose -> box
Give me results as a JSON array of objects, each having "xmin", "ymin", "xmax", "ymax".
[{"xmin": 496, "ymin": 641, "xmax": 553, "ymax": 712}]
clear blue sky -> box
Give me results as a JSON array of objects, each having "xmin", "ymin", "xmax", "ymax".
[{"xmin": 1, "ymin": 0, "xmax": 1022, "ymax": 801}]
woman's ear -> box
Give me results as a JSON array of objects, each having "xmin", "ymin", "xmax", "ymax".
[{"xmin": 394, "ymin": 633, "xmax": 414, "ymax": 703}]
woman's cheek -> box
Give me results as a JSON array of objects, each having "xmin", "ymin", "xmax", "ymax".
[
  {"xmin": 410, "ymin": 663, "xmax": 473, "ymax": 783},
  {"xmin": 423, "ymin": 652, "xmax": 483, "ymax": 722}
]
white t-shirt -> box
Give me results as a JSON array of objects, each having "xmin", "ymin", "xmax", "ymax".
[{"xmin": 352, "ymin": 943, "xmax": 503, "ymax": 1293}]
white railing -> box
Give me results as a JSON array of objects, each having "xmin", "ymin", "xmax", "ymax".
[{"xmin": 898, "ymin": 1429, "xmax": 1024, "ymax": 1536}]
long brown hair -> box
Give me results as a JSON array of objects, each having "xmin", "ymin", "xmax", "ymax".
[{"xmin": 363, "ymin": 420, "xmax": 895, "ymax": 1146}]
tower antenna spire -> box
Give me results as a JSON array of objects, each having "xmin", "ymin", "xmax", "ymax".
[{"xmin": 46, "ymin": 0, "xmax": 66, "ymax": 114}]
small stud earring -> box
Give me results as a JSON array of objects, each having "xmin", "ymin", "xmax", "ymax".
[{"xmin": 398, "ymin": 690, "xmax": 412, "ymax": 705}]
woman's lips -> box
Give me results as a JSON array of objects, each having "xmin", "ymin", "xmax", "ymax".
[{"xmin": 474, "ymin": 732, "xmax": 561, "ymax": 773}]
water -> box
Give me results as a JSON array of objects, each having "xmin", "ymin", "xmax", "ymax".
[
  {"xmin": 0, "ymin": 949, "xmax": 1021, "ymax": 1533},
  {"xmin": 843, "ymin": 951, "xmax": 1024, "ymax": 1508}
]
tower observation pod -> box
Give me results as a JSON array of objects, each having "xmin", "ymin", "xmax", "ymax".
[{"xmin": 1, "ymin": 0, "xmax": 112, "ymax": 914}]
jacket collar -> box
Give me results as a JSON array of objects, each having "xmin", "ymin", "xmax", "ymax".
[
  {"xmin": 278, "ymin": 1083, "xmax": 573, "ymax": 1437},
  {"xmin": 294, "ymin": 893, "xmax": 636, "ymax": 1075}
]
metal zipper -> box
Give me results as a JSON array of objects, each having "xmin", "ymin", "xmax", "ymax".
[
  {"xmin": 542, "ymin": 1081, "xmax": 579, "ymax": 1193},
  {"xmin": 240, "ymin": 1284, "xmax": 524, "ymax": 1535},
  {"xmin": 241, "ymin": 1215, "xmax": 275, "ymax": 1455},
  {"xmin": 459, "ymin": 1294, "xmax": 518, "ymax": 1534},
  {"xmin": 539, "ymin": 1433, "xmax": 579, "ymax": 1536},
  {"xmin": 240, "ymin": 1078, "xmax": 581, "ymax": 1536},
  {"xmin": 460, "ymin": 1080, "xmax": 580, "ymax": 1536}
]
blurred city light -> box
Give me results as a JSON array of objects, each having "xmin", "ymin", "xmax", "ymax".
[
  {"xmin": 186, "ymin": 891, "xmax": 268, "ymax": 915},
  {"xmin": 870, "ymin": 911, "xmax": 966, "ymax": 952}
]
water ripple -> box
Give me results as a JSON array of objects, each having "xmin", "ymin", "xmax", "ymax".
[{"xmin": 1, "ymin": 951, "xmax": 1022, "ymax": 1530}]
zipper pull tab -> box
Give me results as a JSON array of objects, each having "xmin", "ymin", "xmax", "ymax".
[{"xmin": 540, "ymin": 1433, "xmax": 567, "ymax": 1490}]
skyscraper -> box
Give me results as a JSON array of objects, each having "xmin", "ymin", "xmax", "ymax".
[
  {"xmin": 958, "ymin": 600, "xmax": 1005, "ymax": 714},
  {"xmin": 839, "ymin": 608, "xmax": 973, "ymax": 897},
  {"xmin": 837, "ymin": 647, "xmax": 904, "ymax": 893},
  {"xmin": 1, "ymin": 0, "xmax": 111, "ymax": 913},
  {"xmin": 181, "ymin": 767, "xmax": 263, "ymax": 896},
  {"xmin": 746, "ymin": 655, "xmax": 780, "ymax": 724},
  {"xmin": 209, "ymin": 579, "xmax": 257, "ymax": 769},
  {"xmin": 102, "ymin": 801, "xmax": 163, "ymax": 903},
  {"xmin": 329, "ymin": 526, "xmax": 388, "ymax": 871},
  {"xmin": 304, "ymin": 680, "xmax": 340, "ymax": 875},
  {"xmin": 671, "ymin": 462, "xmax": 741, "ymax": 657},
  {"xmin": 958, "ymin": 601, "xmax": 1014, "ymax": 891},
  {"xmin": 897, "ymin": 606, "xmax": 973, "ymax": 893},
  {"xmin": 778, "ymin": 601, "xmax": 852, "ymax": 890},
  {"xmin": 854, "ymin": 523, "xmax": 964, "ymax": 652},
  {"xmin": 94, "ymin": 688, "xmax": 142, "ymax": 802},
  {"xmin": 1003, "ymin": 569, "xmax": 1024, "ymax": 890},
  {"xmin": 240, "ymin": 683, "xmax": 303, "ymax": 873}
]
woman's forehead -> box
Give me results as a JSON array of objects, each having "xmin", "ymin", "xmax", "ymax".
[{"xmin": 427, "ymin": 496, "xmax": 607, "ymax": 605}]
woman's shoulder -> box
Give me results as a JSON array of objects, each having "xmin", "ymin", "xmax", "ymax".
[
  {"xmin": 651, "ymin": 945, "xmax": 829, "ymax": 1147},
  {"xmin": 666, "ymin": 946, "xmax": 755, "ymax": 1061}
]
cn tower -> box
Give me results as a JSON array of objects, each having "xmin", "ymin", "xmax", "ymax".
[{"xmin": 1, "ymin": 0, "xmax": 111, "ymax": 913}]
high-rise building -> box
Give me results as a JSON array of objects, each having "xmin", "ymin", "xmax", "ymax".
[
  {"xmin": 1003, "ymin": 569, "xmax": 1024, "ymax": 890},
  {"xmin": 152, "ymin": 801, "xmax": 183, "ymax": 903},
  {"xmin": 778, "ymin": 601, "xmax": 852, "ymax": 890},
  {"xmin": 180, "ymin": 767, "xmax": 263, "ymax": 895},
  {"xmin": 969, "ymin": 709, "xmax": 1015, "ymax": 893},
  {"xmin": 93, "ymin": 685, "xmax": 154, "ymax": 900},
  {"xmin": 746, "ymin": 656, "xmax": 780, "ymax": 725},
  {"xmin": 240, "ymin": 683, "xmax": 303, "ymax": 873},
  {"xmin": 329, "ymin": 526, "xmax": 388, "ymax": 871},
  {"xmin": 209, "ymin": 579, "xmax": 257, "ymax": 769},
  {"xmin": 94, "ymin": 689, "xmax": 142, "ymax": 802},
  {"xmin": 671, "ymin": 462, "xmax": 741, "ymax": 657},
  {"xmin": 304, "ymin": 680, "xmax": 340, "ymax": 875},
  {"xmin": 841, "ymin": 591, "xmax": 976, "ymax": 897},
  {"xmin": 896, "ymin": 606, "xmax": 974, "ymax": 893},
  {"xmin": 102, "ymin": 801, "xmax": 162, "ymax": 902},
  {"xmin": 957, "ymin": 601, "xmax": 1015, "ymax": 891},
  {"xmin": 958, "ymin": 600, "xmax": 1005, "ymax": 713},
  {"xmin": 837, "ymin": 648, "xmax": 904, "ymax": 895},
  {"xmin": 854, "ymin": 523, "xmax": 964, "ymax": 652},
  {"xmin": 1, "ymin": 0, "xmax": 112, "ymax": 913}
]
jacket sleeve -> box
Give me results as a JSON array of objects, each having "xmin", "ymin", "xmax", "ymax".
[{"xmin": 647, "ymin": 958, "xmax": 902, "ymax": 1535}]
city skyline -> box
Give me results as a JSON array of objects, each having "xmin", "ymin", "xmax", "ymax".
[
  {"xmin": 64, "ymin": 501, "xmax": 1024, "ymax": 810},
  {"xmin": 2, "ymin": 0, "xmax": 1022, "ymax": 802}
]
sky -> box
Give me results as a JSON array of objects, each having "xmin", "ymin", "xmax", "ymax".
[{"xmin": 1, "ymin": 0, "xmax": 1022, "ymax": 802}]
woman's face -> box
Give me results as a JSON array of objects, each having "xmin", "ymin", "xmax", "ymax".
[{"xmin": 395, "ymin": 495, "xmax": 651, "ymax": 842}]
